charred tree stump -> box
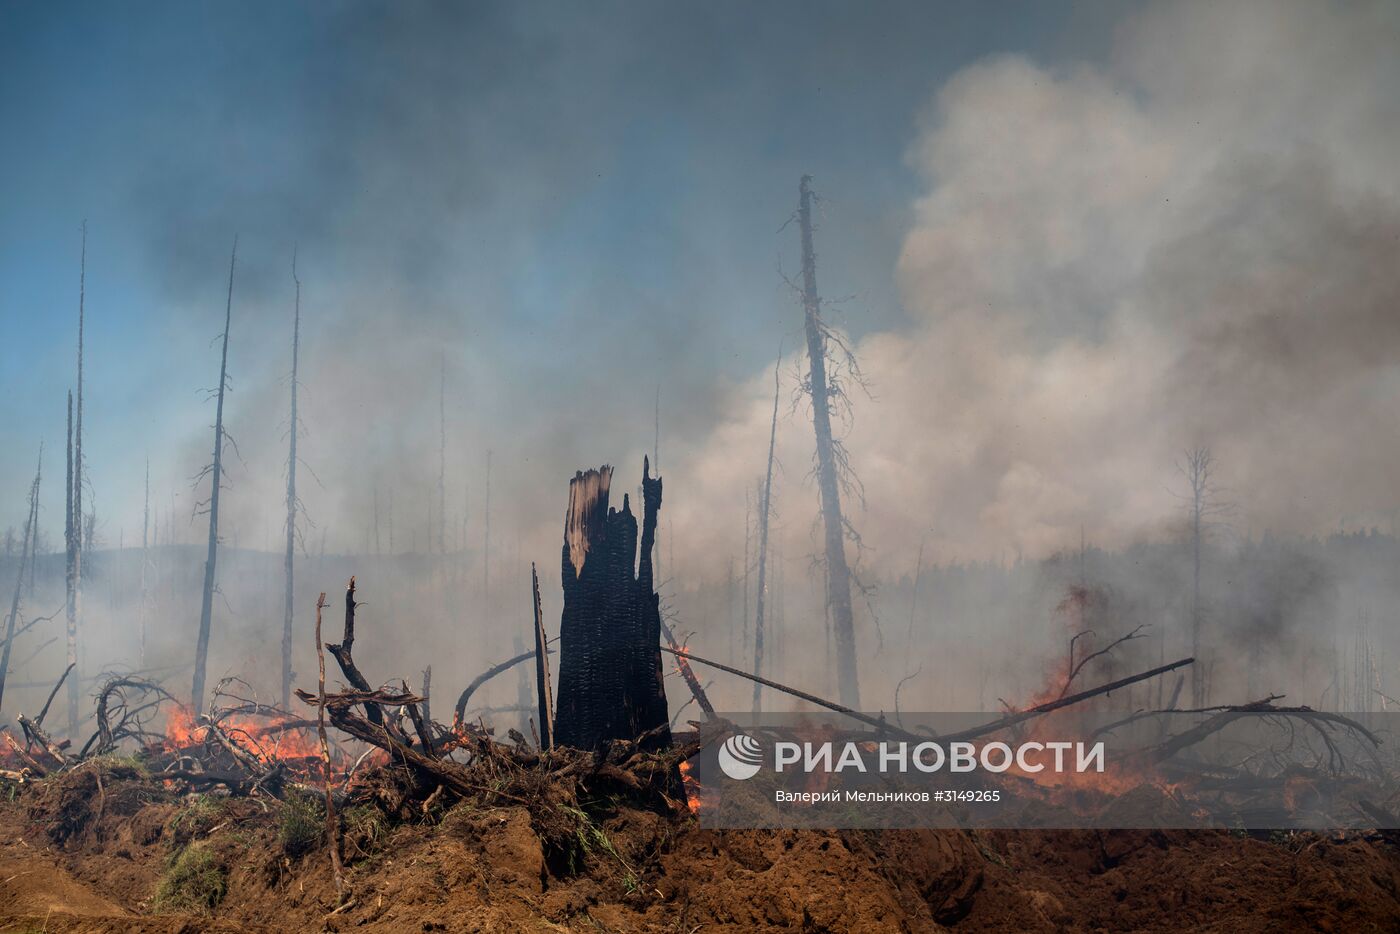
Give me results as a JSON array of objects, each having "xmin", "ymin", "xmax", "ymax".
[{"xmin": 553, "ymin": 460, "xmax": 671, "ymax": 752}]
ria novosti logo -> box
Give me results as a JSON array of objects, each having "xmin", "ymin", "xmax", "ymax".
[
  {"xmin": 717, "ymin": 733, "xmax": 764, "ymax": 780},
  {"xmin": 710, "ymin": 730, "xmax": 1106, "ymax": 781}
]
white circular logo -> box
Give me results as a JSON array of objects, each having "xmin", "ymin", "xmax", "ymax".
[{"xmin": 717, "ymin": 733, "xmax": 763, "ymax": 780}]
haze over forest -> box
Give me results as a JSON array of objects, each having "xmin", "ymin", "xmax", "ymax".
[{"xmin": 2, "ymin": 0, "xmax": 1399, "ymax": 721}]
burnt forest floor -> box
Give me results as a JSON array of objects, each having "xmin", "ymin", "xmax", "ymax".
[{"xmin": 2, "ymin": 758, "xmax": 1400, "ymax": 933}]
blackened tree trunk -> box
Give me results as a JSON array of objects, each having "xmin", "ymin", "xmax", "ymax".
[
  {"xmin": 192, "ymin": 237, "xmax": 236, "ymax": 714},
  {"xmin": 553, "ymin": 460, "xmax": 671, "ymax": 752},
  {"xmin": 797, "ymin": 175, "xmax": 860, "ymax": 708},
  {"xmin": 282, "ymin": 250, "xmax": 302, "ymax": 708},
  {"xmin": 532, "ymin": 562, "xmax": 554, "ymax": 750}
]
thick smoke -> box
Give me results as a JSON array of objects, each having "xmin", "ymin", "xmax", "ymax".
[
  {"xmin": 4, "ymin": 1, "xmax": 1398, "ymax": 719},
  {"xmin": 678, "ymin": 0, "xmax": 1400, "ymax": 574}
]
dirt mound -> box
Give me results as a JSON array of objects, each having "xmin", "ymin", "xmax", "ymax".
[{"xmin": 3, "ymin": 773, "xmax": 1400, "ymax": 932}]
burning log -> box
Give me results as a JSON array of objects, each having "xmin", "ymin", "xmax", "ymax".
[
  {"xmin": 659, "ymin": 619, "xmax": 715, "ymax": 721},
  {"xmin": 552, "ymin": 460, "xmax": 671, "ymax": 752}
]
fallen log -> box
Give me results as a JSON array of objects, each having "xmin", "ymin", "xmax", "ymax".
[
  {"xmin": 659, "ymin": 644, "xmax": 921, "ymax": 739},
  {"xmin": 299, "ymin": 687, "xmax": 425, "ymax": 711},
  {"xmin": 661, "ymin": 646, "xmax": 1195, "ymax": 745},
  {"xmin": 1143, "ymin": 698, "xmax": 1380, "ymax": 767},
  {"xmin": 17, "ymin": 713, "xmax": 67, "ymax": 768},
  {"xmin": 659, "ymin": 618, "xmax": 715, "ymax": 721}
]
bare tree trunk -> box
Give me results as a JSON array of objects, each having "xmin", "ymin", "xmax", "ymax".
[
  {"xmin": 312, "ymin": 592, "xmax": 345, "ymax": 895},
  {"xmin": 742, "ymin": 489, "xmax": 750, "ymax": 654},
  {"xmin": 483, "ymin": 450, "xmax": 492, "ymax": 601},
  {"xmin": 751, "ymin": 348, "xmax": 781, "ymax": 713},
  {"xmin": 0, "ymin": 446, "xmax": 42, "ymax": 716},
  {"xmin": 282, "ymin": 250, "xmax": 301, "ymax": 709},
  {"xmin": 64, "ymin": 391, "xmax": 77, "ymax": 732},
  {"xmin": 797, "ymin": 175, "xmax": 860, "ymax": 707},
  {"xmin": 1183, "ymin": 447, "xmax": 1212, "ymax": 709},
  {"xmin": 725, "ymin": 555, "xmax": 735, "ymax": 665},
  {"xmin": 438, "ymin": 355, "xmax": 447, "ymax": 555},
  {"xmin": 531, "ymin": 562, "xmax": 554, "ymax": 750},
  {"xmin": 140, "ymin": 457, "xmax": 149, "ymax": 666},
  {"xmin": 193, "ymin": 237, "xmax": 237, "ymax": 713},
  {"xmin": 66, "ymin": 222, "xmax": 88, "ymax": 734}
]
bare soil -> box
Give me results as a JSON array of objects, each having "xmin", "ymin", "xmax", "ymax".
[{"xmin": 2, "ymin": 768, "xmax": 1399, "ymax": 933}]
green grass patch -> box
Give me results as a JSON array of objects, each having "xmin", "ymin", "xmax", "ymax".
[
  {"xmin": 277, "ymin": 792, "xmax": 325, "ymax": 858},
  {"xmin": 154, "ymin": 842, "xmax": 228, "ymax": 913}
]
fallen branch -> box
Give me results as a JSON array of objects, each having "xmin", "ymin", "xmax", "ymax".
[
  {"xmin": 659, "ymin": 644, "xmax": 916, "ymax": 738},
  {"xmin": 454, "ymin": 644, "xmax": 555, "ymax": 727},
  {"xmin": 325, "ymin": 577, "xmax": 382, "ymax": 728},
  {"xmin": 36, "ymin": 662, "xmax": 76, "ymax": 727},
  {"xmin": 939, "ymin": 658, "xmax": 1196, "ymax": 744},
  {"xmin": 659, "ymin": 619, "xmax": 715, "ymax": 721}
]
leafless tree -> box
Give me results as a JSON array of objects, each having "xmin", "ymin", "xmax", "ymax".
[
  {"xmin": 282, "ymin": 249, "xmax": 304, "ymax": 708},
  {"xmin": 64, "ymin": 390, "xmax": 76, "ymax": 731},
  {"xmin": 1176, "ymin": 446, "xmax": 1232, "ymax": 708},
  {"xmin": 794, "ymin": 176, "xmax": 861, "ymax": 707},
  {"xmin": 483, "ymin": 449, "xmax": 492, "ymax": 599},
  {"xmin": 751, "ymin": 345, "xmax": 782, "ymax": 713},
  {"xmin": 0, "ymin": 445, "xmax": 42, "ymax": 716},
  {"xmin": 140, "ymin": 457, "xmax": 149, "ymax": 665},
  {"xmin": 438, "ymin": 354, "xmax": 447, "ymax": 556},
  {"xmin": 192, "ymin": 236, "xmax": 238, "ymax": 713}
]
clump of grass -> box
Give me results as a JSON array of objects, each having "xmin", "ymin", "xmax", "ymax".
[
  {"xmin": 342, "ymin": 804, "xmax": 388, "ymax": 860},
  {"xmin": 278, "ymin": 791, "xmax": 325, "ymax": 859},
  {"xmin": 168, "ymin": 796, "xmax": 227, "ymax": 849},
  {"xmin": 155, "ymin": 842, "xmax": 227, "ymax": 912}
]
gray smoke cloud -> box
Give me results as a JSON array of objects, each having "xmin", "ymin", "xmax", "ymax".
[{"xmin": 674, "ymin": 0, "xmax": 1400, "ymax": 586}]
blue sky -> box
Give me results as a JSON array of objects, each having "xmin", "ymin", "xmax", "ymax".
[{"xmin": 0, "ymin": 1, "xmax": 1130, "ymax": 550}]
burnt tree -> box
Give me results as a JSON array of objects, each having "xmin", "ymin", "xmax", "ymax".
[
  {"xmin": 282, "ymin": 249, "xmax": 303, "ymax": 708},
  {"xmin": 0, "ymin": 446, "xmax": 42, "ymax": 717},
  {"xmin": 192, "ymin": 236, "xmax": 237, "ymax": 713},
  {"xmin": 552, "ymin": 460, "xmax": 671, "ymax": 752},
  {"xmin": 751, "ymin": 344, "xmax": 781, "ymax": 713},
  {"xmin": 797, "ymin": 175, "xmax": 860, "ymax": 708}
]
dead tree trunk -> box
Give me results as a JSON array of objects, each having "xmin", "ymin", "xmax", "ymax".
[
  {"xmin": 437, "ymin": 355, "xmax": 447, "ymax": 555},
  {"xmin": 553, "ymin": 461, "xmax": 671, "ymax": 752},
  {"xmin": 532, "ymin": 563, "xmax": 554, "ymax": 750},
  {"xmin": 751, "ymin": 347, "xmax": 781, "ymax": 714},
  {"xmin": 0, "ymin": 446, "xmax": 42, "ymax": 716},
  {"xmin": 192, "ymin": 236, "xmax": 237, "ymax": 714},
  {"xmin": 140, "ymin": 458, "xmax": 149, "ymax": 666},
  {"xmin": 797, "ymin": 175, "xmax": 860, "ymax": 708},
  {"xmin": 64, "ymin": 391, "xmax": 77, "ymax": 733},
  {"xmin": 483, "ymin": 449, "xmax": 492, "ymax": 601},
  {"xmin": 282, "ymin": 250, "xmax": 301, "ymax": 709},
  {"xmin": 66, "ymin": 222, "xmax": 88, "ymax": 735}
]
